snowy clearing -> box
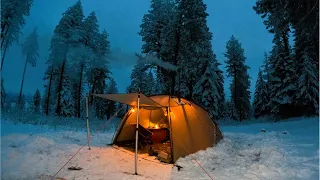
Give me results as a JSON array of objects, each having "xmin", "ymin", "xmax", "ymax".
[{"xmin": 1, "ymin": 117, "xmax": 319, "ymax": 180}]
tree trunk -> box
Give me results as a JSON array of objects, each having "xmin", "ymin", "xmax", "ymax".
[
  {"xmin": 1, "ymin": 25, "xmax": 9, "ymax": 49},
  {"xmin": 44, "ymin": 67, "xmax": 54, "ymax": 115},
  {"xmin": 1, "ymin": 24, "xmax": 6, "ymax": 38},
  {"xmin": 18, "ymin": 57, "xmax": 28, "ymax": 104},
  {"xmin": 77, "ymin": 64, "xmax": 84, "ymax": 118},
  {"xmin": 1, "ymin": 41, "xmax": 8, "ymax": 71},
  {"xmin": 177, "ymin": 70, "xmax": 181, "ymax": 102},
  {"xmin": 55, "ymin": 59, "xmax": 66, "ymax": 116},
  {"xmin": 90, "ymin": 83, "xmax": 95, "ymax": 106},
  {"xmin": 171, "ymin": 14, "xmax": 182, "ymax": 96},
  {"xmin": 1, "ymin": 78, "xmax": 6, "ymax": 108},
  {"xmin": 233, "ymin": 62, "xmax": 238, "ymax": 121},
  {"xmin": 187, "ymin": 77, "xmax": 193, "ymax": 100}
]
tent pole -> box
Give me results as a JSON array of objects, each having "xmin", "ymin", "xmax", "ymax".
[
  {"xmin": 178, "ymin": 69, "xmax": 181, "ymax": 103},
  {"xmin": 135, "ymin": 88, "xmax": 141, "ymax": 175},
  {"xmin": 86, "ymin": 95, "xmax": 91, "ymax": 150},
  {"xmin": 168, "ymin": 96, "xmax": 174, "ymax": 163}
]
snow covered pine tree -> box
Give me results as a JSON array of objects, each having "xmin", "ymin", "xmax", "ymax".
[{"xmin": 224, "ymin": 35, "xmax": 251, "ymax": 121}]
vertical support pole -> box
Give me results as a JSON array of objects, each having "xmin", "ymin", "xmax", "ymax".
[
  {"xmin": 178, "ymin": 69, "xmax": 181, "ymax": 103},
  {"xmin": 168, "ymin": 96, "xmax": 174, "ymax": 163},
  {"xmin": 86, "ymin": 95, "xmax": 91, "ymax": 150},
  {"xmin": 135, "ymin": 88, "xmax": 141, "ymax": 175}
]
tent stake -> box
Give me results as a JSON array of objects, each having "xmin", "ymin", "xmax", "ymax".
[
  {"xmin": 135, "ymin": 89, "xmax": 141, "ymax": 175},
  {"xmin": 86, "ymin": 95, "xmax": 91, "ymax": 150}
]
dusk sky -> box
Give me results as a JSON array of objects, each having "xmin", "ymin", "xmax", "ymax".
[{"xmin": 2, "ymin": 0, "xmax": 274, "ymax": 100}]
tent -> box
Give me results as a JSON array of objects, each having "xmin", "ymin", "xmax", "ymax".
[{"xmin": 93, "ymin": 93, "xmax": 223, "ymax": 163}]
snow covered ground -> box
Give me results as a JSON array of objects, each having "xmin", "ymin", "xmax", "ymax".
[{"xmin": 1, "ymin": 117, "xmax": 319, "ymax": 180}]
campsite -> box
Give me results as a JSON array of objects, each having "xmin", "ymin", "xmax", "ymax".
[
  {"xmin": 1, "ymin": 0, "xmax": 319, "ymax": 179},
  {"xmin": 94, "ymin": 93, "xmax": 223, "ymax": 164}
]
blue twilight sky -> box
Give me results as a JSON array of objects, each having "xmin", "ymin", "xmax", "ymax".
[{"xmin": 2, "ymin": 0, "xmax": 274, "ymax": 100}]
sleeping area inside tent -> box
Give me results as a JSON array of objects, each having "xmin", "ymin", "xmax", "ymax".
[{"xmin": 114, "ymin": 106, "xmax": 173, "ymax": 163}]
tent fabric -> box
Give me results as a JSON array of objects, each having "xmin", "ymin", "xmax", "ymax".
[
  {"xmin": 148, "ymin": 95, "xmax": 180, "ymax": 107},
  {"xmin": 93, "ymin": 93, "xmax": 162, "ymax": 108},
  {"xmin": 112, "ymin": 95, "xmax": 223, "ymax": 163},
  {"xmin": 169, "ymin": 99, "xmax": 218, "ymax": 162}
]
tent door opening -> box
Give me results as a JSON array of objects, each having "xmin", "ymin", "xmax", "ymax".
[{"xmin": 115, "ymin": 108, "xmax": 172, "ymax": 163}]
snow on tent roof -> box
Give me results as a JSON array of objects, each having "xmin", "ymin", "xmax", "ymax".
[{"xmin": 93, "ymin": 93, "xmax": 162, "ymax": 108}]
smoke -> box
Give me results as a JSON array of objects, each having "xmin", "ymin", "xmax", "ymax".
[
  {"xmin": 139, "ymin": 53, "xmax": 178, "ymax": 71},
  {"xmin": 108, "ymin": 48, "xmax": 137, "ymax": 68},
  {"xmin": 107, "ymin": 50, "xmax": 178, "ymax": 72}
]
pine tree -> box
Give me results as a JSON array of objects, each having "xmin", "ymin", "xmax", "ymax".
[
  {"xmin": 1, "ymin": 0, "xmax": 33, "ymax": 70},
  {"xmin": 296, "ymin": 51, "xmax": 319, "ymax": 115},
  {"xmin": 15, "ymin": 94, "xmax": 25, "ymax": 110},
  {"xmin": 18, "ymin": 28, "xmax": 39, "ymax": 107},
  {"xmin": 160, "ymin": 4, "xmax": 181, "ymax": 95},
  {"xmin": 43, "ymin": 0, "xmax": 84, "ymax": 116},
  {"xmin": 177, "ymin": 0, "xmax": 214, "ymax": 99},
  {"xmin": 85, "ymin": 28, "xmax": 111, "ymax": 119},
  {"xmin": 42, "ymin": 62, "xmax": 58, "ymax": 115},
  {"xmin": 105, "ymin": 77, "xmax": 118, "ymax": 119},
  {"xmin": 139, "ymin": 0, "xmax": 176, "ymax": 94},
  {"xmin": 193, "ymin": 59, "xmax": 220, "ymax": 119},
  {"xmin": 253, "ymin": 69, "xmax": 269, "ymax": 118},
  {"xmin": 87, "ymin": 29, "xmax": 111, "ymax": 108},
  {"xmin": 213, "ymin": 54, "xmax": 226, "ymax": 119},
  {"xmin": 294, "ymin": 28, "xmax": 319, "ymax": 116},
  {"xmin": 43, "ymin": 38, "xmax": 63, "ymax": 115},
  {"xmin": 127, "ymin": 54, "xmax": 150, "ymax": 94},
  {"xmin": 56, "ymin": 1, "xmax": 83, "ymax": 116},
  {"xmin": 267, "ymin": 33, "xmax": 297, "ymax": 118},
  {"xmin": 139, "ymin": 0, "xmax": 175, "ymax": 56},
  {"xmin": 254, "ymin": 0, "xmax": 318, "ymax": 117},
  {"xmin": 224, "ymin": 35, "xmax": 251, "ymax": 121},
  {"xmin": 262, "ymin": 52, "xmax": 271, "ymax": 93},
  {"xmin": 60, "ymin": 75, "xmax": 74, "ymax": 117},
  {"xmin": 224, "ymin": 100, "xmax": 239, "ymax": 120},
  {"xmin": 254, "ymin": 0, "xmax": 318, "ymax": 67},
  {"xmin": 69, "ymin": 11, "xmax": 99, "ymax": 118},
  {"xmin": 91, "ymin": 68, "xmax": 108, "ymax": 120},
  {"xmin": 33, "ymin": 89, "xmax": 41, "ymax": 113}
]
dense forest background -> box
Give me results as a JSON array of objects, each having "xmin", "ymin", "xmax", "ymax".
[{"xmin": 1, "ymin": 0, "xmax": 318, "ymax": 122}]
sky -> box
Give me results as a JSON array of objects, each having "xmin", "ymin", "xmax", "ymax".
[{"xmin": 2, "ymin": 0, "xmax": 274, "ymax": 100}]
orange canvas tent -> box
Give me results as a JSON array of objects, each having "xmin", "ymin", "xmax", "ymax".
[{"xmin": 93, "ymin": 93, "xmax": 223, "ymax": 163}]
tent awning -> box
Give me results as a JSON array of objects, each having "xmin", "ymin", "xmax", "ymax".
[{"xmin": 93, "ymin": 93, "xmax": 163, "ymax": 108}]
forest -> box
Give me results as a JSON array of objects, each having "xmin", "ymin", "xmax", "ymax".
[{"xmin": 1, "ymin": 0, "xmax": 318, "ymax": 122}]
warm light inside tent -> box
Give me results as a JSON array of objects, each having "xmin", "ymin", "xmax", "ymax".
[
  {"xmin": 170, "ymin": 111, "xmax": 175, "ymax": 118},
  {"xmin": 131, "ymin": 108, "xmax": 135, "ymax": 113},
  {"xmin": 155, "ymin": 124, "xmax": 159, "ymax": 129}
]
